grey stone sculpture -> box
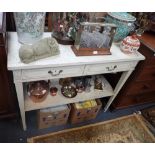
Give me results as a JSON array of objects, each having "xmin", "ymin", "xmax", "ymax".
[{"xmin": 19, "ymin": 37, "xmax": 60, "ymax": 64}]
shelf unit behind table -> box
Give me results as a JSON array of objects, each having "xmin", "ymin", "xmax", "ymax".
[{"xmin": 24, "ymin": 76, "xmax": 114, "ymax": 112}]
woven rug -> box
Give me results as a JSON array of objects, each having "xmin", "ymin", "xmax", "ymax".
[{"xmin": 28, "ymin": 114, "xmax": 155, "ymax": 143}]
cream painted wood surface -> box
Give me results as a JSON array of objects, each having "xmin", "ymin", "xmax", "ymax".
[
  {"xmin": 21, "ymin": 65, "xmax": 85, "ymax": 82},
  {"xmin": 103, "ymin": 70, "xmax": 133, "ymax": 112},
  {"xmin": 8, "ymin": 32, "xmax": 144, "ymax": 70},
  {"xmin": 7, "ymin": 32, "xmax": 145, "ymax": 130},
  {"xmin": 24, "ymin": 77, "xmax": 113, "ymax": 111}
]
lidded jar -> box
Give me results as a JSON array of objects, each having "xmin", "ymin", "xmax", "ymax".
[
  {"xmin": 105, "ymin": 12, "xmax": 136, "ymax": 42},
  {"xmin": 120, "ymin": 35, "xmax": 140, "ymax": 54}
]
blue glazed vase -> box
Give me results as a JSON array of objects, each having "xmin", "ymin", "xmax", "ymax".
[
  {"xmin": 105, "ymin": 12, "xmax": 136, "ymax": 42},
  {"xmin": 14, "ymin": 12, "xmax": 46, "ymax": 44}
]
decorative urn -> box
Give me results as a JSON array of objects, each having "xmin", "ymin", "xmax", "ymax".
[
  {"xmin": 120, "ymin": 35, "xmax": 140, "ymax": 54},
  {"xmin": 105, "ymin": 12, "xmax": 136, "ymax": 42}
]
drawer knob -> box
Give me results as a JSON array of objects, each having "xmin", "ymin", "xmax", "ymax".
[
  {"xmin": 106, "ymin": 65, "xmax": 117, "ymax": 71},
  {"xmin": 48, "ymin": 70, "xmax": 63, "ymax": 76}
]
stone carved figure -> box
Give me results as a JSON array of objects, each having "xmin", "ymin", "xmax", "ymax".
[{"xmin": 19, "ymin": 37, "xmax": 60, "ymax": 64}]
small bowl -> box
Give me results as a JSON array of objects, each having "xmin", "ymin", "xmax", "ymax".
[
  {"xmin": 61, "ymin": 85, "xmax": 77, "ymax": 98},
  {"xmin": 27, "ymin": 80, "xmax": 49, "ymax": 103},
  {"xmin": 50, "ymin": 87, "xmax": 58, "ymax": 96}
]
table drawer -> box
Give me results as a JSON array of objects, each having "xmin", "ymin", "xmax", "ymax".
[
  {"xmin": 136, "ymin": 67, "xmax": 155, "ymax": 81},
  {"xmin": 22, "ymin": 65, "xmax": 85, "ymax": 81},
  {"xmin": 127, "ymin": 80, "xmax": 155, "ymax": 95},
  {"xmin": 84, "ymin": 61, "xmax": 136, "ymax": 75}
]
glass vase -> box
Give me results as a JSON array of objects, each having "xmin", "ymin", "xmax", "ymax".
[{"xmin": 14, "ymin": 12, "xmax": 46, "ymax": 44}]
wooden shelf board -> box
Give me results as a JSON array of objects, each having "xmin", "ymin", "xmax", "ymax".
[{"xmin": 24, "ymin": 77, "xmax": 114, "ymax": 111}]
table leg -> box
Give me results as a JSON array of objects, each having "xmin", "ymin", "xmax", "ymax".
[
  {"xmin": 104, "ymin": 70, "xmax": 134, "ymax": 112},
  {"xmin": 15, "ymin": 82, "xmax": 26, "ymax": 130}
]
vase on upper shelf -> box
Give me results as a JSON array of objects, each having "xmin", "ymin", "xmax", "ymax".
[{"xmin": 14, "ymin": 12, "xmax": 46, "ymax": 44}]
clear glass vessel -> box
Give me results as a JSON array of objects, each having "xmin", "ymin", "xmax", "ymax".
[
  {"xmin": 14, "ymin": 12, "xmax": 46, "ymax": 44},
  {"xmin": 74, "ymin": 22, "xmax": 117, "ymax": 50}
]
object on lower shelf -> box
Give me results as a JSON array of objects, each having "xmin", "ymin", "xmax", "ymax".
[
  {"xmin": 94, "ymin": 75, "xmax": 105, "ymax": 90},
  {"xmin": 59, "ymin": 75, "xmax": 107, "ymax": 97},
  {"xmin": 27, "ymin": 80, "xmax": 49, "ymax": 103},
  {"xmin": 74, "ymin": 77, "xmax": 85, "ymax": 93},
  {"xmin": 50, "ymin": 87, "xmax": 58, "ymax": 96},
  {"xmin": 61, "ymin": 85, "xmax": 77, "ymax": 98},
  {"xmin": 71, "ymin": 22, "xmax": 117, "ymax": 56},
  {"xmin": 70, "ymin": 99, "xmax": 102, "ymax": 124},
  {"xmin": 59, "ymin": 77, "xmax": 77, "ymax": 98},
  {"xmin": 75, "ymin": 100, "xmax": 97, "ymax": 109},
  {"xmin": 49, "ymin": 80, "xmax": 58, "ymax": 96},
  {"xmin": 84, "ymin": 76, "xmax": 93, "ymax": 93},
  {"xmin": 59, "ymin": 77, "xmax": 73, "ymax": 86},
  {"xmin": 38, "ymin": 104, "xmax": 71, "ymax": 129}
]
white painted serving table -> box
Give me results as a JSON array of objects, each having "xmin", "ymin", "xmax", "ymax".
[{"xmin": 7, "ymin": 32, "xmax": 145, "ymax": 130}]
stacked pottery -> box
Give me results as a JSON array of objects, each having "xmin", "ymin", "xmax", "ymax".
[
  {"xmin": 120, "ymin": 35, "xmax": 140, "ymax": 54},
  {"xmin": 14, "ymin": 12, "xmax": 46, "ymax": 44}
]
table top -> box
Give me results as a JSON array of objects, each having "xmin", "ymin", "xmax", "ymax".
[{"xmin": 7, "ymin": 32, "xmax": 145, "ymax": 71}]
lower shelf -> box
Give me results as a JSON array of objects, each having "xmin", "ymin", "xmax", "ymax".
[{"xmin": 24, "ymin": 77, "xmax": 114, "ymax": 111}]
